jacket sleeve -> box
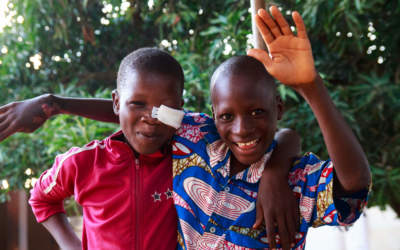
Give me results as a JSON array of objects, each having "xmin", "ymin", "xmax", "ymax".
[{"xmin": 29, "ymin": 147, "xmax": 80, "ymax": 223}]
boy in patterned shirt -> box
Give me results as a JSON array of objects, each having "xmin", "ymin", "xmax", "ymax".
[{"xmin": 171, "ymin": 6, "xmax": 371, "ymax": 249}]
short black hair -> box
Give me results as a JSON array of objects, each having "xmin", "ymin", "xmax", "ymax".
[
  {"xmin": 117, "ymin": 47, "xmax": 184, "ymax": 94},
  {"xmin": 210, "ymin": 55, "xmax": 275, "ymax": 96}
]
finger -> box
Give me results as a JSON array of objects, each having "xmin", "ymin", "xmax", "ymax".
[
  {"xmin": 255, "ymin": 15, "xmax": 274, "ymax": 44},
  {"xmin": 0, "ymin": 116, "xmax": 10, "ymax": 132},
  {"xmin": 253, "ymin": 202, "xmax": 264, "ymax": 229},
  {"xmin": 0, "ymin": 103, "xmax": 11, "ymax": 114},
  {"xmin": 247, "ymin": 49, "xmax": 272, "ymax": 69},
  {"xmin": 266, "ymin": 214, "xmax": 276, "ymax": 249},
  {"xmin": 0, "ymin": 106, "xmax": 11, "ymax": 124},
  {"xmin": 257, "ymin": 8, "xmax": 282, "ymax": 38},
  {"xmin": 286, "ymin": 212, "xmax": 297, "ymax": 248},
  {"xmin": 292, "ymin": 11, "xmax": 308, "ymax": 39},
  {"xmin": 0, "ymin": 123, "xmax": 16, "ymax": 142},
  {"xmin": 0, "ymin": 112, "xmax": 7, "ymax": 123},
  {"xmin": 294, "ymin": 197, "xmax": 301, "ymax": 233},
  {"xmin": 270, "ymin": 5, "xmax": 293, "ymax": 36},
  {"xmin": 277, "ymin": 216, "xmax": 290, "ymax": 250}
]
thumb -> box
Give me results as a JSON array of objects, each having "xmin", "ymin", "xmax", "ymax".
[
  {"xmin": 253, "ymin": 201, "xmax": 264, "ymax": 229},
  {"xmin": 247, "ymin": 49, "xmax": 272, "ymax": 69}
]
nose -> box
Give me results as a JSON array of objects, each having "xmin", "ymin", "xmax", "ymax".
[
  {"xmin": 140, "ymin": 107, "xmax": 159, "ymax": 125},
  {"xmin": 231, "ymin": 116, "xmax": 254, "ymax": 137}
]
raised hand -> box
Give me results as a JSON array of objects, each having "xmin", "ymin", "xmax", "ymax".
[
  {"xmin": 248, "ymin": 5, "xmax": 317, "ymax": 86},
  {"xmin": 0, "ymin": 94, "xmax": 59, "ymax": 142}
]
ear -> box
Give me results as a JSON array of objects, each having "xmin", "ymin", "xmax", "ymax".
[
  {"xmin": 211, "ymin": 106, "xmax": 215, "ymax": 120},
  {"xmin": 276, "ymin": 95, "xmax": 284, "ymax": 120},
  {"xmin": 112, "ymin": 89, "xmax": 120, "ymax": 116}
]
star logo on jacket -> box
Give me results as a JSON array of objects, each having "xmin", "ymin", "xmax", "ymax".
[
  {"xmin": 164, "ymin": 188, "xmax": 173, "ymax": 199},
  {"xmin": 152, "ymin": 192, "xmax": 162, "ymax": 202}
]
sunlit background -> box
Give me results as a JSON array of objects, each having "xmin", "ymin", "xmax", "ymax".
[{"xmin": 0, "ymin": 0, "xmax": 399, "ymax": 249}]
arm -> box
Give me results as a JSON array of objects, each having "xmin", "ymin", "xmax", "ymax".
[
  {"xmin": 29, "ymin": 148, "xmax": 83, "ymax": 249},
  {"xmin": 0, "ymin": 93, "xmax": 117, "ymax": 142},
  {"xmin": 295, "ymin": 76, "xmax": 371, "ymax": 193},
  {"xmin": 248, "ymin": 6, "xmax": 371, "ymax": 193},
  {"xmin": 42, "ymin": 213, "xmax": 81, "ymax": 250},
  {"xmin": 255, "ymin": 128, "xmax": 301, "ymax": 249}
]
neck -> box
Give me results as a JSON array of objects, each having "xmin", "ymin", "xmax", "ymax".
[{"xmin": 230, "ymin": 156, "xmax": 249, "ymax": 177}]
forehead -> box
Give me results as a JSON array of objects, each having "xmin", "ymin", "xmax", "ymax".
[
  {"xmin": 212, "ymin": 73, "xmax": 275, "ymax": 109},
  {"xmin": 121, "ymin": 70, "xmax": 181, "ymax": 98}
]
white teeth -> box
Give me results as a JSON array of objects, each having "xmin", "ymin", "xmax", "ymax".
[{"xmin": 237, "ymin": 139, "xmax": 258, "ymax": 147}]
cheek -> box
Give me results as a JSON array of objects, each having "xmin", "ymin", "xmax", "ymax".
[
  {"xmin": 155, "ymin": 124, "xmax": 177, "ymax": 143},
  {"xmin": 259, "ymin": 120, "xmax": 276, "ymax": 140},
  {"xmin": 163, "ymin": 126, "xmax": 176, "ymax": 138},
  {"xmin": 215, "ymin": 123, "xmax": 230, "ymax": 141},
  {"xmin": 120, "ymin": 110, "xmax": 140, "ymax": 130}
]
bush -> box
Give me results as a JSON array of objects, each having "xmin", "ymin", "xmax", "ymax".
[{"xmin": 0, "ymin": 0, "xmax": 399, "ymax": 215}]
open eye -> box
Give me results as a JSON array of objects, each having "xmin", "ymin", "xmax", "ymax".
[
  {"xmin": 219, "ymin": 113, "xmax": 233, "ymax": 121},
  {"xmin": 129, "ymin": 101, "xmax": 145, "ymax": 107},
  {"xmin": 251, "ymin": 109, "xmax": 264, "ymax": 116}
]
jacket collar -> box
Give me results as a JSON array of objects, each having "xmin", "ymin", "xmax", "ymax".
[{"xmin": 108, "ymin": 130, "xmax": 170, "ymax": 161}]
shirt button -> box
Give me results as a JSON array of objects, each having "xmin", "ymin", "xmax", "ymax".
[
  {"xmin": 210, "ymin": 227, "xmax": 216, "ymax": 233},
  {"xmin": 224, "ymin": 186, "xmax": 230, "ymax": 192}
]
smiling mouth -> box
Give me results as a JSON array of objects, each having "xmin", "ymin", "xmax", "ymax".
[
  {"xmin": 234, "ymin": 139, "xmax": 260, "ymax": 151},
  {"xmin": 138, "ymin": 132, "xmax": 159, "ymax": 140}
]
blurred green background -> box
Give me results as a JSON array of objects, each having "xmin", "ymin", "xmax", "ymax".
[{"xmin": 0, "ymin": 0, "xmax": 399, "ymax": 216}]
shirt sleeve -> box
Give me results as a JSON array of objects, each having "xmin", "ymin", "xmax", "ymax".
[
  {"xmin": 28, "ymin": 147, "xmax": 79, "ymax": 223},
  {"xmin": 173, "ymin": 112, "xmax": 219, "ymax": 160},
  {"xmin": 289, "ymin": 152, "xmax": 369, "ymax": 228}
]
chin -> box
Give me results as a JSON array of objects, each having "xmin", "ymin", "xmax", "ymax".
[
  {"xmin": 136, "ymin": 145, "xmax": 160, "ymax": 155},
  {"xmin": 234, "ymin": 154, "xmax": 263, "ymax": 166},
  {"xmin": 127, "ymin": 140, "xmax": 156, "ymax": 155},
  {"xmin": 228, "ymin": 139, "xmax": 270, "ymax": 167}
]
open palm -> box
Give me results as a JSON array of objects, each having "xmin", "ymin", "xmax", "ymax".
[{"xmin": 248, "ymin": 6, "xmax": 317, "ymax": 86}]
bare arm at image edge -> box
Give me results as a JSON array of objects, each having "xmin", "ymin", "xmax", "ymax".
[
  {"xmin": 0, "ymin": 93, "xmax": 117, "ymax": 142},
  {"xmin": 42, "ymin": 213, "xmax": 81, "ymax": 250}
]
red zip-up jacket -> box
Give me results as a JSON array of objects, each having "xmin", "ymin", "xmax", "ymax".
[{"xmin": 29, "ymin": 130, "xmax": 177, "ymax": 250}]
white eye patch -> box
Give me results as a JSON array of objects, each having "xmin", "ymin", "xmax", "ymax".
[{"xmin": 151, "ymin": 105, "xmax": 184, "ymax": 129}]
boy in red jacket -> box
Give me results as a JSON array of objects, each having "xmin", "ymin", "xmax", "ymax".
[{"xmin": 29, "ymin": 48, "xmax": 184, "ymax": 250}]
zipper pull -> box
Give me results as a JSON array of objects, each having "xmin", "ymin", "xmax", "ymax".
[{"xmin": 135, "ymin": 158, "xmax": 140, "ymax": 170}]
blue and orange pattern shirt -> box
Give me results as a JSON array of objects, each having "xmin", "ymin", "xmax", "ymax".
[{"xmin": 172, "ymin": 112, "xmax": 369, "ymax": 249}]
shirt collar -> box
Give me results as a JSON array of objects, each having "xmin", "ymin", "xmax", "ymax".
[{"xmin": 207, "ymin": 139, "xmax": 276, "ymax": 183}]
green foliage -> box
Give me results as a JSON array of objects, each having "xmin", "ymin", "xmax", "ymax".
[
  {"xmin": 0, "ymin": 0, "xmax": 399, "ymax": 215},
  {"xmin": 278, "ymin": 0, "xmax": 400, "ymax": 214},
  {"xmin": 0, "ymin": 86, "xmax": 118, "ymax": 204}
]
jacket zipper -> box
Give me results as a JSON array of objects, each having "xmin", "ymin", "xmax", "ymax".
[{"xmin": 135, "ymin": 158, "xmax": 140, "ymax": 250}]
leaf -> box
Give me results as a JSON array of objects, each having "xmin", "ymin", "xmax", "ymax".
[{"xmin": 200, "ymin": 26, "xmax": 223, "ymax": 36}]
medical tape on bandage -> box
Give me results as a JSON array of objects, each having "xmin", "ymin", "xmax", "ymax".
[{"xmin": 151, "ymin": 105, "xmax": 184, "ymax": 129}]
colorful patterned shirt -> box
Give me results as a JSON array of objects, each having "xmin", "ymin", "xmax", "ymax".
[{"xmin": 172, "ymin": 112, "xmax": 368, "ymax": 249}]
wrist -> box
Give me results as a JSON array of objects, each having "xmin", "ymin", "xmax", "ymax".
[
  {"xmin": 62, "ymin": 238, "xmax": 81, "ymax": 250},
  {"xmin": 262, "ymin": 165, "xmax": 288, "ymax": 180},
  {"xmin": 293, "ymin": 74, "xmax": 325, "ymax": 100},
  {"xmin": 41, "ymin": 93, "xmax": 62, "ymax": 117}
]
